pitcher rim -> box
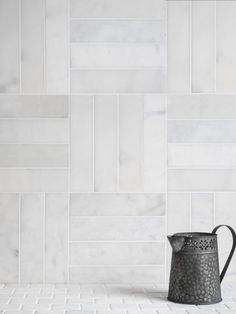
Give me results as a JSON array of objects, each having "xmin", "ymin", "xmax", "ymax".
[{"xmin": 171, "ymin": 232, "xmax": 217, "ymax": 238}]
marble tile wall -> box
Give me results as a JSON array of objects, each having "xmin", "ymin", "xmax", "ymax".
[{"xmin": 0, "ymin": 0, "xmax": 235, "ymax": 284}]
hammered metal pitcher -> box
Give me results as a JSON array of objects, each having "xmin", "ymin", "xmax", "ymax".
[{"xmin": 167, "ymin": 225, "xmax": 236, "ymax": 305}]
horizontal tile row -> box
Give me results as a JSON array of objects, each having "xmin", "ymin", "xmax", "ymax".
[
  {"xmin": 168, "ymin": 1, "xmax": 236, "ymax": 93},
  {"xmin": 70, "ymin": 217, "xmax": 165, "ymax": 241},
  {"xmin": 69, "ymin": 266, "xmax": 165, "ymax": 284},
  {"xmin": 70, "ymin": 20, "xmax": 166, "ymax": 43},
  {"xmin": 70, "ymin": 0, "xmax": 166, "ymax": 18},
  {"xmin": 70, "ymin": 70, "xmax": 166, "ymax": 93},
  {"xmin": 69, "ymin": 242, "xmax": 165, "ymax": 265},
  {"xmin": 70, "ymin": 193, "xmax": 165, "ymax": 216},
  {"xmin": 70, "ymin": 44, "xmax": 166, "ymax": 68},
  {"xmin": 0, "ymin": 95, "xmax": 68, "ymax": 118}
]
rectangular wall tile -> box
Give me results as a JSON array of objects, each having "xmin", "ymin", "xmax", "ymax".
[
  {"xmin": 21, "ymin": 0, "xmax": 45, "ymax": 92},
  {"xmin": 0, "ymin": 95, "xmax": 68, "ymax": 118},
  {"xmin": 144, "ymin": 95, "xmax": 166, "ymax": 192},
  {"xmin": 0, "ymin": 0, "xmax": 19, "ymax": 92},
  {"xmin": 70, "ymin": 0, "xmax": 166, "ymax": 18},
  {"xmin": 45, "ymin": 194, "xmax": 68, "ymax": 283},
  {"xmin": 46, "ymin": 0, "xmax": 68, "ymax": 92},
  {"xmin": 168, "ymin": 144, "xmax": 236, "ymax": 168},
  {"xmin": 191, "ymin": 193, "xmax": 214, "ymax": 232},
  {"xmin": 20, "ymin": 194, "xmax": 44, "ymax": 282},
  {"xmin": 70, "ymin": 193, "xmax": 165, "ymax": 216},
  {"xmin": 215, "ymin": 193, "xmax": 236, "ymax": 281},
  {"xmin": 192, "ymin": 1, "xmax": 214, "ymax": 93},
  {"xmin": 168, "ymin": 1, "xmax": 190, "ymax": 92},
  {"xmin": 168, "ymin": 169, "xmax": 236, "ymax": 192},
  {"xmin": 167, "ymin": 193, "xmax": 190, "ymax": 234},
  {"xmin": 70, "ymin": 44, "xmax": 166, "ymax": 68},
  {"xmin": 0, "ymin": 120, "xmax": 68, "ymax": 143},
  {"xmin": 0, "ymin": 144, "xmax": 68, "ymax": 167},
  {"xmin": 119, "ymin": 96, "xmax": 143, "ymax": 191},
  {"xmin": 70, "ymin": 70, "xmax": 166, "ymax": 93},
  {"xmin": 0, "ymin": 194, "xmax": 19, "ymax": 282},
  {"xmin": 94, "ymin": 96, "xmax": 117, "ymax": 192},
  {"xmin": 168, "ymin": 120, "xmax": 236, "ymax": 143},
  {"xmin": 70, "ymin": 217, "xmax": 165, "ymax": 241},
  {"xmin": 0, "ymin": 169, "xmax": 67, "ymax": 192},
  {"xmin": 70, "ymin": 242, "xmax": 165, "ymax": 265},
  {"xmin": 69, "ymin": 266, "xmax": 165, "ymax": 284},
  {"xmin": 70, "ymin": 96, "xmax": 93, "ymax": 192},
  {"xmin": 70, "ymin": 20, "xmax": 165, "ymax": 43},
  {"xmin": 168, "ymin": 95, "xmax": 236, "ymax": 119},
  {"xmin": 216, "ymin": 2, "xmax": 236, "ymax": 92}
]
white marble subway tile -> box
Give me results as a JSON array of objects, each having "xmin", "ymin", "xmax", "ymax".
[
  {"xmin": 0, "ymin": 0, "xmax": 19, "ymax": 93},
  {"xmin": 168, "ymin": 120, "xmax": 236, "ymax": 143},
  {"xmin": 20, "ymin": 194, "xmax": 44, "ymax": 282},
  {"xmin": 70, "ymin": 217, "xmax": 165, "ymax": 241},
  {"xmin": 119, "ymin": 95, "xmax": 143, "ymax": 191},
  {"xmin": 70, "ymin": 193, "xmax": 165, "ymax": 216},
  {"xmin": 168, "ymin": 95, "xmax": 236, "ymax": 119},
  {"xmin": 0, "ymin": 144, "xmax": 68, "ymax": 167},
  {"xmin": 94, "ymin": 96, "xmax": 117, "ymax": 192},
  {"xmin": 0, "ymin": 120, "xmax": 69, "ymax": 143},
  {"xmin": 0, "ymin": 169, "xmax": 68, "ymax": 192},
  {"xmin": 168, "ymin": 143, "xmax": 236, "ymax": 168},
  {"xmin": 45, "ymin": 0, "xmax": 68, "ymax": 93},
  {"xmin": 144, "ymin": 94, "xmax": 166, "ymax": 192},
  {"xmin": 168, "ymin": 0, "xmax": 190, "ymax": 92},
  {"xmin": 0, "ymin": 194, "xmax": 19, "ymax": 282},
  {"xmin": 0, "ymin": 95, "xmax": 68, "ymax": 118},
  {"xmin": 191, "ymin": 193, "xmax": 214, "ymax": 232},
  {"xmin": 192, "ymin": 1, "xmax": 215, "ymax": 93},
  {"xmin": 215, "ymin": 193, "xmax": 236, "ymax": 281},
  {"xmin": 69, "ymin": 242, "xmax": 165, "ymax": 265},
  {"xmin": 70, "ymin": 44, "xmax": 166, "ymax": 68},
  {"xmin": 168, "ymin": 169, "xmax": 236, "ymax": 192},
  {"xmin": 216, "ymin": 2, "xmax": 236, "ymax": 92},
  {"xmin": 70, "ymin": 96, "xmax": 93, "ymax": 192},
  {"xmin": 45, "ymin": 194, "xmax": 68, "ymax": 283},
  {"xmin": 70, "ymin": 0, "xmax": 166, "ymax": 18},
  {"xmin": 70, "ymin": 70, "xmax": 166, "ymax": 93},
  {"xmin": 21, "ymin": 0, "xmax": 45, "ymax": 92},
  {"xmin": 70, "ymin": 20, "xmax": 165, "ymax": 43},
  {"xmin": 69, "ymin": 266, "xmax": 165, "ymax": 284},
  {"xmin": 167, "ymin": 193, "xmax": 190, "ymax": 234}
]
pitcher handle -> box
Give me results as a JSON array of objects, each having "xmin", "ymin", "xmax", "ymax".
[{"xmin": 212, "ymin": 225, "xmax": 236, "ymax": 283}]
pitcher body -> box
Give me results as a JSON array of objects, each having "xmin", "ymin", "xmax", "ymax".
[{"xmin": 167, "ymin": 225, "xmax": 236, "ymax": 305}]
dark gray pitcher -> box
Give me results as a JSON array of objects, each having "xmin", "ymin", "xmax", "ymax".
[{"xmin": 167, "ymin": 225, "xmax": 236, "ymax": 305}]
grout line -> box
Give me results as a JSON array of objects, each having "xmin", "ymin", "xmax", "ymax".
[
  {"xmin": 70, "ymin": 66, "xmax": 166, "ymax": 70},
  {"xmin": 69, "ymin": 240, "xmax": 165, "ymax": 243},
  {"xmin": 189, "ymin": 192, "xmax": 192, "ymax": 231},
  {"xmin": 214, "ymin": 0, "xmax": 217, "ymax": 93},
  {"xmin": 18, "ymin": 193, "xmax": 21, "ymax": 284},
  {"xmin": 67, "ymin": 70, "xmax": 71, "ymax": 283},
  {"xmin": 167, "ymin": 118, "xmax": 236, "ymax": 121},
  {"xmin": 70, "ymin": 17, "xmax": 165, "ymax": 21},
  {"xmin": 142, "ymin": 94, "xmax": 145, "ymax": 193},
  {"xmin": 43, "ymin": 0, "xmax": 46, "ymax": 93},
  {"xmin": 69, "ymin": 215, "xmax": 166, "ymax": 218},
  {"xmin": 213, "ymin": 192, "xmax": 216, "ymax": 228},
  {"xmin": 19, "ymin": 0, "xmax": 21, "ymax": 93},
  {"xmin": 117, "ymin": 94, "xmax": 120, "ymax": 192},
  {"xmin": 189, "ymin": 0, "xmax": 192, "ymax": 93},
  {"xmin": 68, "ymin": 264, "xmax": 165, "ymax": 267},
  {"xmin": 43, "ymin": 192, "xmax": 46, "ymax": 284},
  {"xmin": 93, "ymin": 96, "xmax": 95, "ymax": 192}
]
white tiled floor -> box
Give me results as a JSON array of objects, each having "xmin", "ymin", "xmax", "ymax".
[{"xmin": 0, "ymin": 283, "xmax": 235, "ymax": 314}]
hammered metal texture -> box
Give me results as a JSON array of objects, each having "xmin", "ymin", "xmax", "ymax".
[{"xmin": 168, "ymin": 245, "xmax": 221, "ymax": 304}]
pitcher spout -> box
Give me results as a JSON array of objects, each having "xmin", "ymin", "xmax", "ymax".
[{"xmin": 167, "ymin": 235, "xmax": 185, "ymax": 253}]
